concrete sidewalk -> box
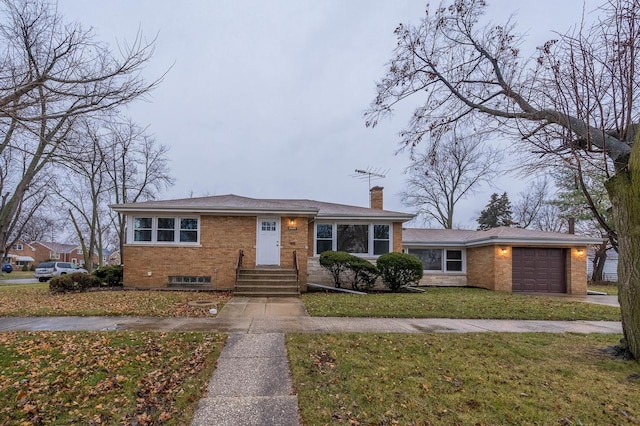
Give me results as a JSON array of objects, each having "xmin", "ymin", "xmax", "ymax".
[{"xmin": 0, "ymin": 315, "xmax": 623, "ymax": 334}]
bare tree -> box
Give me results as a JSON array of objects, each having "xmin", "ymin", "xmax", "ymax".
[
  {"xmin": 401, "ymin": 129, "xmax": 503, "ymax": 228},
  {"xmin": 512, "ymin": 178, "xmax": 551, "ymax": 229},
  {"xmin": 366, "ymin": 0, "xmax": 640, "ymax": 357},
  {"xmin": 532, "ymin": 202, "xmax": 567, "ymax": 233},
  {"xmin": 54, "ymin": 119, "xmax": 112, "ymax": 271},
  {"xmin": 0, "ymin": 0, "xmax": 162, "ymax": 259},
  {"xmin": 104, "ymin": 118, "xmax": 174, "ymax": 261}
]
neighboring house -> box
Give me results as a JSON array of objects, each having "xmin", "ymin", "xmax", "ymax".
[
  {"xmin": 3, "ymin": 240, "xmax": 37, "ymax": 268},
  {"xmin": 110, "ymin": 187, "xmax": 600, "ymax": 295},
  {"xmin": 104, "ymin": 249, "xmax": 121, "ymax": 266},
  {"xmin": 587, "ymin": 247, "xmax": 618, "ymax": 282},
  {"xmin": 30, "ymin": 241, "xmax": 99, "ymax": 267},
  {"xmin": 111, "ymin": 187, "xmax": 411, "ymax": 291},
  {"xmin": 403, "ymin": 227, "xmax": 604, "ymax": 294}
]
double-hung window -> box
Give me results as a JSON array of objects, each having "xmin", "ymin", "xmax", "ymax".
[
  {"xmin": 316, "ymin": 224, "xmax": 333, "ymax": 254},
  {"xmin": 131, "ymin": 216, "xmax": 199, "ymax": 244},
  {"xmin": 157, "ymin": 218, "xmax": 176, "ymax": 242},
  {"xmin": 180, "ymin": 218, "xmax": 198, "ymax": 242},
  {"xmin": 134, "ymin": 217, "xmax": 153, "ymax": 242}
]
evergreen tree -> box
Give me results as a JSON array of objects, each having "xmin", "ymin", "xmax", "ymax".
[{"xmin": 477, "ymin": 193, "xmax": 515, "ymax": 230}]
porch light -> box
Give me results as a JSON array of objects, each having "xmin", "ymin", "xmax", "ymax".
[
  {"xmin": 577, "ymin": 248, "xmax": 584, "ymax": 256},
  {"xmin": 500, "ymin": 247, "xmax": 508, "ymax": 255},
  {"xmin": 288, "ymin": 218, "xmax": 297, "ymax": 230}
]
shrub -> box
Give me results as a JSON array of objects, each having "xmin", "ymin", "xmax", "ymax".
[
  {"xmin": 49, "ymin": 275, "xmax": 73, "ymax": 294},
  {"xmin": 347, "ymin": 257, "xmax": 379, "ymax": 292},
  {"xmin": 49, "ymin": 272, "xmax": 102, "ymax": 294},
  {"xmin": 377, "ymin": 252, "xmax": 423, "ymax": 292},
  {"xmin": 319, "ymin": 251, "xmax": 354, "ymax": 288},
  {"xmin": 319, "ymin": 251, "xmax": 379, "ymax": 291},
  {"xmin": 93, "ymin": 265, "xmax": 123, "ymax": 287},
  {"xmin": 21, "ymin": 264, "xmax": 28, "ymax": 272}
]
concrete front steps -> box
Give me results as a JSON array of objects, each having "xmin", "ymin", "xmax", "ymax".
[{"xmin": 235, "ymin": 268, "xmax": 299, "ymax": 297}]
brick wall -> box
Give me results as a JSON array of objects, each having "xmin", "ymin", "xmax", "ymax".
[
  {"xmin": 123, "ymin": 215, "xmax": 256, "ymax": 289},
  {"xmin": 282, "ymin": 217, "xmax": 309, "ymax": 291},
  {"xmin": 123, "ymin": 215, "xmax": 310, "ymax": 290},
  {"xmin": 567, "ymin": 246, "xmax": 588, "ymax": 294},
  {"xmin": 466, "ymin": 245, "xmax": 512, "ymax": 292}
]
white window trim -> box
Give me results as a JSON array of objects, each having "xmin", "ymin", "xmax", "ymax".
[
  {"xmin": 13, "ymin": 244, "xmax": 23, "ymax": 251},
  {"xmin": 405, "ymin": 247, "xmax": 467, "ymax": 274},
  {"xmin": 127, "ymin": 215, "xmax": 201, "ymax": 245},
  {"xmin": 314, "ymin": 222, "xmax": 393, "ymax": 257}
]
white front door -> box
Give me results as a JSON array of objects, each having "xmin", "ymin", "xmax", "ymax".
[{"xmin": 256, "ymin": 217, "xmax": 280, "ymax": 265}]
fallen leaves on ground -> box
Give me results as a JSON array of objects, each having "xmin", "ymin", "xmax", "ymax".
[
  {"xmin": 0, "ymin": 287, "xmax": 232, "ymax": 317},
  {"xmin": 0, "ymin": 331, "xmax": 225, "ymax": 425}
]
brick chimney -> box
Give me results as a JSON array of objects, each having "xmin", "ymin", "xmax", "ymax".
[{"xmin": 370, "ymin": 186, "xmax": 384, "ymax": 210}]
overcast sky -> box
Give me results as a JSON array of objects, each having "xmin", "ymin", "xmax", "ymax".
[{"xmin": 57, "ymin": 0, "xmax": 601, "ymax": 228}]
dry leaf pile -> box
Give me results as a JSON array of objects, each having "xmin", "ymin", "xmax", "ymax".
[{"xmin": 0, "ymin": 331, "xmax": 225, "ymax": 425}]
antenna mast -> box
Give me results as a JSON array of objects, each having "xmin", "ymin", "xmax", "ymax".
[{"xmin": 352, "ymin": 167, "xmax": 387, "ymax": 189}]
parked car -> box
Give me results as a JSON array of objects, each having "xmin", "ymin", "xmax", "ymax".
[
  {"xmin": 2, "ymin": 263, "xmax": 12, "ymax": 273},
  {"xmin": 34, "ymin": 262, "xmax": 87, "ymax": 282}
]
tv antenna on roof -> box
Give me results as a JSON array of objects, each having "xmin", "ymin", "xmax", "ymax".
[{"xmin": 352, "ymin": 167, "xmax": 387, "ymax": 189}]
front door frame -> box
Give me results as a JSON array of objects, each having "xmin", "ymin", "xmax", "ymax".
[{"xmin": 256, "ymin": 217, "xmax": 281, "ymax": 266}]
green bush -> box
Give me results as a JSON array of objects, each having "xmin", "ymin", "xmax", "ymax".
[
  {"xmin": 347, "ymin": 257, "xmax": 379, "ymax": 292},
  {"xmin": 49, "ymin": 272, "xmax": 101, "ymax": 294},
  {"xmin": 319, "ymin": 251, "xmax": 379, "ymax": 291},
  {"xmin": 377, "ymin": 252, "xmax": 424, "ymax": 292},
  {"xmin": 49, "ymin": 275, "xmax": 72, "ymax": 294},
  {"xmin": 93, "ymin": 265, "xmax": 123, "ymax": 286},
  {"xmin": 319, "ymin": 251, "xmax": 354, "ymax": 288},
  {"xmin": 21, "ymin": 264, "xmax": 28, "ymax": 272}
]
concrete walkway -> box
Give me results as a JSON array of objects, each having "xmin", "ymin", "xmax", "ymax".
[
  {"xmin": 190, "ymin": 333, "xmax": 300, "ymax": 426},
  {"xmin": 190, "ymin": 298, "xmax": 307, "ymax": 426}
]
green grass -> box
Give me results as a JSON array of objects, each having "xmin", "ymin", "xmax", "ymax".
[
  {"xmin": 589, "ymin": 283, "xmax": 619, "ymax": 295},
  {"xmin": 302, "ymin": 288, "xmax": 620, "ymax": 321},
  {"xmin": 0, "ymin": 270, "xmax": 34, "ymax": 280},
  {"xmin": 0, "ymin": 331, "xmax": 226, "ymax": 425},
  {"xmin": 287, "ymin": 333, "xmax": 640, "ymax": 425}
]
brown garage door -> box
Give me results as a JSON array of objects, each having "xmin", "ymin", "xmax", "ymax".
[{"xmin": 512, "ymin": 247, "xmax": 566, "ymax": 293}]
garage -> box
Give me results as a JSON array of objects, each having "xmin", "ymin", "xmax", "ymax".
[{"xmin": 512, "ymin": 247, "xmax": 566, "ymax": 293}]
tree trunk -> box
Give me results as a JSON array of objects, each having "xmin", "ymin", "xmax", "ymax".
[
  {"xmin": 605, "ymin": 133, "xmax": 640, "ymax": 359},
  {"xmin": 591, "ymin": 242, "xmax": 608, "ymax": 282}
]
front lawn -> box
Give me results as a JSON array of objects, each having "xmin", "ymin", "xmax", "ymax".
[
  {"xmin": 0, "ymin": 331, "xmax": 225, "ymax": 425},
  {"xmin": 0, "ymin": 285, "xmax": 232, "ymax": 317},
  {"xmin": 287, "ymin": 332, "xmax": 639, "ymax": 425},
  {"xmin": 302, "ymin": 288, "xmax": 620, "ymax": 321}
]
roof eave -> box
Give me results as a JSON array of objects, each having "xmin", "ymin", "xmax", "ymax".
[
  {"xmin": 465, "ymin": 236, "xmax": 606, "ymax": 247},
  {"xmin": 111, "ymin": 206, "xmax": 319, "ymax": 217}
]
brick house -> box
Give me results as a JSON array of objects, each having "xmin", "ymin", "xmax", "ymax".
[
  {"xmin": 3, "ymin": 240, "xmax": 37, "ymax": 269},
  {"xmin": 111, "ymin": 187, "xmax": 600, "ymax": 295},
  {"xmin": 111, "ymin": 187, "xmax": 411, "ymax": 293},
  {"xmin": 402, "ymin": 227, "xmax": 604, "ymax": 294},
  {"xmin": 30, "ymin": 241, "xmax": 99, "ymax": 267}
]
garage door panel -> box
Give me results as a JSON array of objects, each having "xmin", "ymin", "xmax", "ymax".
[{"xmin": 512, "ymin": 247, "xmax": 566, "ymax": 293}]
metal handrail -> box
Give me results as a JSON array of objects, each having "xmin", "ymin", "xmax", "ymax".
[
  {"xmin": 293, "ymin": 250, "xmax": 299, "ymax": 292},
  {"xmin": 235, "ymin": 249, "xmax": 244, "ymax": 290}
]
